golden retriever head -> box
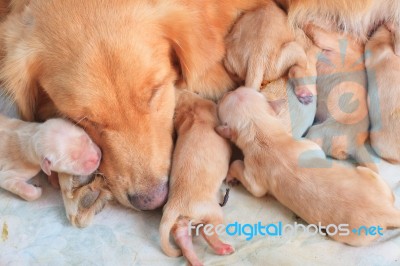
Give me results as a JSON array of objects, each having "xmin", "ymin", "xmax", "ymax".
[{"xmin": 1, "ymin": 1, "xmax": 229, "ymax": 210}]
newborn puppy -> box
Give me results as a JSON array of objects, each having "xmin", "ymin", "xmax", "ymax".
[
  {"xmin": 366, "ymin": 25, "xmax": 400, "ymax": 164},
  {"xmin": 304, "ymin": 25, "xmax": 378, "ymax": 172},
  {"xmin": 261, "ymin": 33, "xmax": 321, "ymax": 138},
  {"xmin": 224, "ymin": 0, "xmax": 311, "ymax": 103},
  {"xmin": 0, "ymin": 115, "xmax": 101, "ymax": 201},
  {"xmin": 217, "ymin": 87, "xmax": 400, "ymax": 246},
  {"xmin": 160, "ymin": 90, "xmax": 232, "ymax": 266}
]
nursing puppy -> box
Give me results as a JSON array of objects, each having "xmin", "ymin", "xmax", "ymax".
[
  {"xmin": 304, "ymin": 25, "xmax": 377, "ymax": 172},
  {"xmin": 0, "ymin": 115, "xmax": 101, "ymax": 201},
  {"xmin": 278, "ymin": 0, "xmax": 400, "ymax": 56},
  {"xmin": 224, "ymin": 0, "xmax": 312, "ymax": 104},
  {"xmin": 366, "ymin": 25, "xmax": 400, "ymax": 163},
  {"xmin": 217, "ymin": 87, "xmax": 400, "ymax": 246},
  {"xmin": 160, "ymin": 90, "xmax": 232, "ymax": 266},
  {"xmin": 261, "ymin": 34, "xmax": 321, "ymax": 138}
]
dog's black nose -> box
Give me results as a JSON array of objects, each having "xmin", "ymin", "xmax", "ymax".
[{"xmin": 127, "ymin": 181, "xmax": 168, "ymax": 210}]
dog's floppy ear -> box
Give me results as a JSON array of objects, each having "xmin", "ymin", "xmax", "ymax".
[
  {"xmin": 161, "ymin": 7, "xmax": 225, "ymax": 88},
  {"xmin": 0, "ymin": 6, "xmax": 39, "ymax": 121}
]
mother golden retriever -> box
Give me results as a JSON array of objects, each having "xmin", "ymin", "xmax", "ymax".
[{"xmin": 0, "ymin": 0, "xmax": 268, "ymax": 210}]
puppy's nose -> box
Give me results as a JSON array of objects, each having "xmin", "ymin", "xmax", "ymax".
[{"xmin": 128, "ymin": 181, "xmax": 168, "ymax": 210}]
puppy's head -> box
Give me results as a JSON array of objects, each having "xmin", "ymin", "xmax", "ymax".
[
  {"xmin": 216, "ymin": 87, "xmax": 275, "ymax": 140},
  {"xmin": 10, "ymin": 1, "xmax": 227, "ymax": 210},
  {"xmin": 174, "ymin": 90, "xmax": 218, "ymax": 134},
  {"xmin": 365, "ymin": 25, "xmax": 393, "ymax": 58},
  {"xmin": 39, "ymin": 119, "xmax": 101, "ymax": 177}
]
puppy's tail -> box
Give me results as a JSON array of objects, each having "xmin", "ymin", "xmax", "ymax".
[
  {"xmin": 354, "ymin": 146, "xmax": 379, "ymax": 174},
  {"xmin": 159, "ymin": 211, "xmax": 182, "ymax": 257}
]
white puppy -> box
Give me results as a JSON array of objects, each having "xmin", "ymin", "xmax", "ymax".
[{"xmin": 0, "ymin": 115, "xmax": 101, "ymax": 201}]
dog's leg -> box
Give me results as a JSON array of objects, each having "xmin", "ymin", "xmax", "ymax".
[
  {"xmin": 59, "ymin": 174, "xmax": 112, "ymax": 228},
  {"xmin": 0, "ymin": 177, "xmax": 42, "ymax": 201},
  {"xmin": 227, "ymin": 160, "xmax": 268, "ymax": 198},
  {"xmin": 274, "ymin": 41, "xmax": 308, "ymax": 77},
  {"xmin": 288, "ymin": 64, "xmax": 316, "ymax": 105},
  {"xmin": 172, "ymin": 219, "xmax": 203, "ymax": 266}
]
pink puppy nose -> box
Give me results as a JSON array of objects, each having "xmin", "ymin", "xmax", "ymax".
[{"xmin": 83, "ymin": 146, "xmax": 102, "ymax": 173}]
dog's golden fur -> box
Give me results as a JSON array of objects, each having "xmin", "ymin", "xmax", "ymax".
[
  {"xmin": 366, "ymin": 25, "xmax": 400, "ymax": 163},
  {"xmin": 0, "ymin": 0, "xmax": 269, "ymax": 210},
  {"xmin": 279, "ymin": 0, "xmax": 400, "ymax": 55},
  {"xmin": 160, "ymin": 90, "xmax": 232, "ymax": 265},
  {"xmin": 217, "ymin": 87, "xmax": 400, "ymax": 246}
]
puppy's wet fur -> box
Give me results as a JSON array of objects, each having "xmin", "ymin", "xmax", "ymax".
[
  {"xmin": 217, "ymin": 87, "xmax": 400, "ymax": 246},
  {"xmin": 160, "ymin": 90, "xmax": 232, "ymax": 266}
]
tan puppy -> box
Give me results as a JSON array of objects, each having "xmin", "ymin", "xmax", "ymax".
[
  {"xmin": 261, "ymin": 33, "xmax": 321, "ymax": 138},
  {"xmin": 304, "ymin": 25, "xmax": 377, "ymax": 172},
  {"xmin": 217, "ymin": 87, "xmax": 400, "ymax": 246},
  {"xmin": 0, "ymin": 115, "xmax": 101, "ymax": 201},
  {"xmin": 366, "ymin": 25, "xmax": 400, "ymax": 163},
  {"xmin": 277, "ymin": 0, "xmax": 400, "ymax": 55},
  {"xmin": 224, "ymin": 0, "xmax": 313, "ymax": 104},
  {"xmin": 160, "ymin": 90, "xmax": 232, "ymax": 266}
]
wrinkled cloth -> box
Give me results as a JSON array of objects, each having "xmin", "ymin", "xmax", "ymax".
[{"xmin": 0, "ymin": 158, "xmax": 399, "ymax": 265}]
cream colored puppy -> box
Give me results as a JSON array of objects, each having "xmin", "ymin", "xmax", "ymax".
[
  {"xmin": 217, "ymin": 87, "xmax": 400, "ymax": 246},
  {"xmin": 366, "ymin": 25, "xmax": 400, "ymax": 164},
  {"xmin": 261, "ymin": 34, "xmax": 321, "ymax": 138},
  {"xmin": 304, "ymin": 25, "xmax": 377, "ymax": 172},
  {"xmin": 160, "ymin": 90, "xmax": 232, "ymax": 266},
  {"xmin": 0, "ymin": 115, "xmax": 101, "ymax": 201},
  {"xmin": 224, "ymin": 0, "xmax": 312, "ymax": 104}
]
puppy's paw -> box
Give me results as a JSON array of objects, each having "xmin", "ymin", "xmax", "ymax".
[
  {"xmin": 225, "ymin": 175, "xmax": 240, "ymax": 187},
  {"xmin": 21, "ymin": 184, "xmax": 42, "ymax": 201},
  {"xmin": 294, "ymin": 87, "xmax": 314, "ymax": 105},
  {"xmin": 215, "ymin": 243, "xmax": 235, "ymax": 256}
]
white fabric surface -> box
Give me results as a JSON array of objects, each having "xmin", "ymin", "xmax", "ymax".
[{"xmin": 1, "ymin": 158, "xmax": 400, "ymax": 265}]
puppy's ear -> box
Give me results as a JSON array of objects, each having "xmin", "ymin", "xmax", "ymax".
[
  {"xmin": 40, "ymin": 158, "xmax": 52, "ymax": 176},
  {"xmin": 215, "ymin": 125, "xmax": 232, "ymax": 139},
  {"xmin": 161, "ymin": 8, "xmax": 225, "ymax": 88}
]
